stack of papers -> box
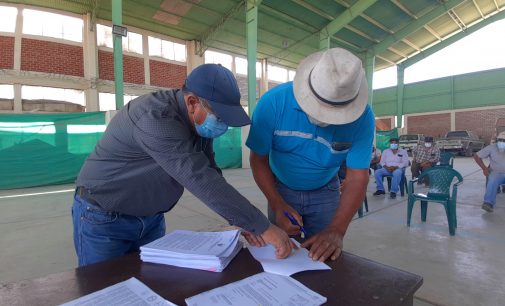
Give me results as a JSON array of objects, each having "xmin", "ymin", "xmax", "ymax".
[
  {"xmin": 59, "ymin": 277, "xmax": 176, "ymax": 306},
  {"xmin": 247, "ymin": 239, "xmax": 331, "ymax": 276},
  {"xmin": 185, "ymin": 272, "xmax": 327, "ymax": 306},
  {"xmin": 140, "ymin": 229, "xmax": 242, "ymax": 272}
]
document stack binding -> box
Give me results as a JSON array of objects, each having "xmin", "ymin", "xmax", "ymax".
[{"xmin": 140, "ymin": 229, "xmax": 242, "ymax": 272}]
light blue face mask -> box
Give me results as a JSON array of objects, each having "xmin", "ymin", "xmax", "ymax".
[
  {"xmin": 195, "ymin": 102, "xmax": 228, "ymax": 139},
  {"xmin": 497, "ymin": 141, "xmax": 505, "ymax": 151},
  {"xmin": 390, "ymin": 143, "xmax": 399, "ymax": 150}
]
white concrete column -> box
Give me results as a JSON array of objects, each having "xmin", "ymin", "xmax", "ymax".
[
  {"xmin": 186, "ymin": 40, "xmax": 204, "ymax": 74},
  {"xmin": 13, "ymin": 84, "xmax": 22, "ymax": 112},
  {"xmin": 143, "ymin": 34, "xmax": 150, "ymax": 85},
  {"xmin": 259, "ymin": 58, "xmax": 268, "ymax": 96},
  {"xmin": 13, "ymin": 6, "xmax": 22, "ymax": 71},
  {"xmin": 13, "ymin": 8, "xmax": 23, "ymax": 113},
  {"xmin": 450, "ymin": 111, "xmax": 456, "ymax": 131},
  {"xmin": 241, "ymin": 125, "xmax": 250, "ymax": 169},
  {"xmin": 83, "ymin": 13, "xmax": 99, "ymax": 111}
]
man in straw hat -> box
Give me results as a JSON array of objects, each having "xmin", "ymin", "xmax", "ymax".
[
  {"xmin": 474, "ymin": 131, "xmax": 505, "ymax": 212},
  {"xmin": 246, "ymin": 48, "xmax": 374, "ymax": 262}
]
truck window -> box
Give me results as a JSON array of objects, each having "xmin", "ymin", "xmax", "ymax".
[{"xmin": 446, "ymin": 131, "xmax": 468, "ymax": 138}]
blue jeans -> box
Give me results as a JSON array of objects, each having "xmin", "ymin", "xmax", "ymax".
[
  {"xmin": 72, "ymin": 193, "xmax": 166, "ymax": 267},
  {"xmin": 484, "ymin": 172, "xmax": 505, "ymax": 206},
  {"xmin": 268, "ymin": 178, "xmax": 340, "ymax": 238},
  {"xmin": 375, "ymin": 167, "xmax": 404, "ymax": 193}
]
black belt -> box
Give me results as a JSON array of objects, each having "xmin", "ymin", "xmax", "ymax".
[{"xmin": 76, "ymin": 186, "xmax": 101, "ymax": 207}]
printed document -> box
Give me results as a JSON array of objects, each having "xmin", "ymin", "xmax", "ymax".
[
  {"xmin": 247, "ymin": 239, "xmax": 331, "ymax": 276},
  {"xmin": 185, "ymin": 272, "xmax": 326, "ymax": 306},
  {"xmin": 59, "ymin": 277, "xmax": 177, "ymax": 306}
]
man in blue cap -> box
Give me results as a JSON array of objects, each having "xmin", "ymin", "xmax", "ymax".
[{"xmin": 72, "ymin": 64, "xmax": 294, "ymax": 267}]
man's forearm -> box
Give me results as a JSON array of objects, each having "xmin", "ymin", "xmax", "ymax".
[
  {"xmin": 473, "ymin": 155, "xmax": 487, "ymax": 171},
  {"xmin": 329, "ymin": 169, "xmax": 369, "ymax": 235}
]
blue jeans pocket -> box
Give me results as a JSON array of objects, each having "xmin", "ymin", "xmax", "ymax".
[{"xmin": 82, "ymin": 203, "xmax": 118, "ymax": 225}]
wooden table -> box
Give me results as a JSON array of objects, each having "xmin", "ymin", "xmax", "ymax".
[{"xmin": 0, "ymin": 250, "xmax": 422, "ymax": 306}]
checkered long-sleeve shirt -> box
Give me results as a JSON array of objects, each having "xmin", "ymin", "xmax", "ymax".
[
  {"xmin": 413, "ymin": 144, "xmax": 440, "ymax": 163},
  {"xmin": 76, "ymin": 89, "xmax": 270, "ymax": 234}
]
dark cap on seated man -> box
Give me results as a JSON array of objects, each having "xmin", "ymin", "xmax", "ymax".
[{"xmin": 424, "ymin": 136, "xmax": 434, "ymax": 143}]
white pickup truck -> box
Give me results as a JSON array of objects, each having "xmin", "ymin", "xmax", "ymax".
[{"xmin": 435, "ymin": 130, "xmax": 485, "ymax": 157}]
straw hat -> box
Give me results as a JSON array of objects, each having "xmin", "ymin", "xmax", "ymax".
[{"xmin": 293, "ymin": 48, "xmax": 368, "ymax": 125}]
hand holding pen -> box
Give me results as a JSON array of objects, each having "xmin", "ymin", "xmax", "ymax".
[{"xmin": 283, "ymin": 211, "xmax": 307, "ymax": 239}]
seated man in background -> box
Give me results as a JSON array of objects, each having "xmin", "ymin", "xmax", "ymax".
[
  {"xmin": 474, "ymin": 131, "xmax": 505, "ymax": 213},
  {"xmin": 370, "ymin": 146, "xmax": 382, "ymax": 173},
  {"xmin": 411, "ymin": 136, "xmax": 440, "ymax": 185},
  {"xmin": 373, "ymin": 138, "xmax": 409, "ymax": 199}
]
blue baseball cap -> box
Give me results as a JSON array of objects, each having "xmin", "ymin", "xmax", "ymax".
[{"xmin": 184, "ymin": 64, "xmax": 250, "ymax": 127}]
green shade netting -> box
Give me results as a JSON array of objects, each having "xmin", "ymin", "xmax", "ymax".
[
  {"xmin": 0, "ymin": 113, "xmax": 243, "ymax": 190},
  {"xmin": 376, "ymin": 129, "xmax": 399, "ymax": 152}
]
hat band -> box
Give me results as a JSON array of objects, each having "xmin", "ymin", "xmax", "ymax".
[{"xmin": 308, "ymin": 69, "xmax": 359, "ymax": 106}]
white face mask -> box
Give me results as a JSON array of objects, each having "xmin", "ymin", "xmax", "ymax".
[
  {"xmin": 424, "ymin": 142, "xmax": 432, "ymax": 148},
  {"xmin": 497, "ymin": 141, "xmax": 505, "ymax": 152},
  {"xmin": 308, "ymin": 115, "xmax": 329, "ymax": 127}
]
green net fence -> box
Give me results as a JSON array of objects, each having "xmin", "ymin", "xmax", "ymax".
[
  {"xmin": 0, "ymin": 113, "xmax": 243, "ymax": 190},
  {"xmin": 376, "ymin": 129, "xmax": 399, "ymax": 152},
  {"xmin": 0, "ymin": 112, "xmax": 106, "ymax": 189}
]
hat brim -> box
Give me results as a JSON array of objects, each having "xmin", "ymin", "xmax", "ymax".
[
  {"xmin": 293, "ymin": 51, "xmax": 368, "ymax": 125},
  {"xmin": 208, "ymin": 100, "xmax": 251, "ymax": 127}
]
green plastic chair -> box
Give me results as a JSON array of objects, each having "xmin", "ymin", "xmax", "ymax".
[
  {"xmin": 407, "ymin": 166, "xmax": 463, "ymax": 236},
  {"xmin": 438, "ymin": 151, "xmax": 455, "ymax": 168}
]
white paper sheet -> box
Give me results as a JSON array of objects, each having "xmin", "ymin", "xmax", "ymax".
[
  {"xmin": 59, "ymin": 277, "xmax": 177, "ymax": 306},
  {"xmin": 140, "ymin": 229, "xmax": 240, "ymax": 257},
  {"xmin": 185, "ymin": 272, "xmax": 326, "ymax": 306},
  {"xmin": 247, "ymin": 239, "xmax": 331, "ymax": 276}
]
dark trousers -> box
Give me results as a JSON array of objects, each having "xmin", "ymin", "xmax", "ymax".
[{"xmin": 411, "ymin": 161, "xmax": 435, "ymax": 183}]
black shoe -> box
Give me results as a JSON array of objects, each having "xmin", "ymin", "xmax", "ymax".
[
  {"xmin": 373, "ymin": 190, "xmax": 385, "ymax": 196},
  {"xmin": 390, "ymin": 192, "xmax": 397, "ymax": 199}
]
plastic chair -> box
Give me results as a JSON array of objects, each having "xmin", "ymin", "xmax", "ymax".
[
  {"xmin": 438, "ymin": 151, "xmax": 455, "ymax": 168},
  {"xmin": 384, "ymin": 172, "xmax": 408, "ymax": 196},
  {"xmin": 357, "ymin": 196, "xmax": 369, "ymax": 218},
  {"xmin": 407, "ymin": 166, "xmax": 463, "ymax": 236}
]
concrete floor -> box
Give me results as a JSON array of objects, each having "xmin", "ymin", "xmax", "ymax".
[{"xmin": 0, "ymin": 157, "xmax": 504, "ymax": 306}]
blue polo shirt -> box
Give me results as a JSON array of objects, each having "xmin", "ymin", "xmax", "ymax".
[{"xmin": 246, "ymin": 82, "xmax": 375, "ymax": 190}]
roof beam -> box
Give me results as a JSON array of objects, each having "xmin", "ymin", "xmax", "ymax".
[
  {"xmin": 472, "ymin": 0, "xmax": 484, "ymax": 18},
  {"xmin": 390, "ymin": 0, "xmax": 437, "ymax": 47},
  {"xmin": 401, "ymin": 8, "xmax": 505, "ymax": 68},
  {"xmin": 196, "ymin": 0, "xmax": 246, "ymax": 55},
  {"xmin": 290, "ymin": 0, "xmax": 334, "ymax": 20},
  {"xmin": 320, "ymin": 0, "xmax": 378, "ymax": 37},
  {"xmin": 447, "ymin": 9, "xmax": 466, "ymax": 31},
  {"xmin": 372, "ymin": 0, "xmax": 466, "ymax": 55}
]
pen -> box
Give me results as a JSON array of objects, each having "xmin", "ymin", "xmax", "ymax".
[{"xmin": 283, "ymin": 211, "xmax": 307, "ymax": 238}]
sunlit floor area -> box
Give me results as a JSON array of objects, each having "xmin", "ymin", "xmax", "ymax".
[{"xmin": 0, "ymin": 157, "xmax": 503, "ymax": 306}]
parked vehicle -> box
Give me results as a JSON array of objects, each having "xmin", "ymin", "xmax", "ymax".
[
  {"xmin": 435, "ymin": 130, "xmax": 485, "ymax": 157},
  {"xmin": 399, "ymin": 134, "xmax": 424, "ymax": 155}
]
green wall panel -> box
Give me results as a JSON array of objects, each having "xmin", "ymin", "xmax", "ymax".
[{"xmin": 371, "ymin": 67, "xmax": 505, "ymax": 116}]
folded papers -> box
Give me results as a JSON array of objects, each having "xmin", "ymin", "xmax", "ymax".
[{"xmin": 140, "ymin": 229, "xmax": 242, "ymax": 272}]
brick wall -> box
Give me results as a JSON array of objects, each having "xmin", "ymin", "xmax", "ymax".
[
  {"xmin": 376, "ymin": 118, "xmax": 392, "ymax": 131},
  {"xmin": 407, "ymin": 113, "xmax": 451, "ymax": 138},
  {"xmin": 149, "ymin": 60, "xmax": 186, "ymax": 88},
  {"xmin": 455, "ymin": 108, "xmax": 505, "ymax": 144},
  {"xmin": 98, "ymin": 51, "xmax": 145, "ymax": 84},
  {"xmin": 21, "ymin": 38, "xmax": 83, "ymax": 76},
  {"xmin": 0, "ymin": 36, "xmax": 14, "ymax": 69}
]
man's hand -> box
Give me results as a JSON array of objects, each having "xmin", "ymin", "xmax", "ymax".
[
  {"xmin": 301, "ymin": 228, "xmax": 343, "ymax": 262},
  {"xmin": 241, "ymin": 231, "xmax": 266, "ymax": 247},
  {"xmin": 260, "ymin": 224, "xmax": 297, "ymax": 258},
  {"xmin": 421, "ymin": 161, "xmax": 431, "ymax": 168},
  {"xmin": 483, "ymin": 168, "xmax": 490, "ymax": 177},
  {"xmin": 273, "ymin": 204, "xmax": 303, "ymax": 236}
]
